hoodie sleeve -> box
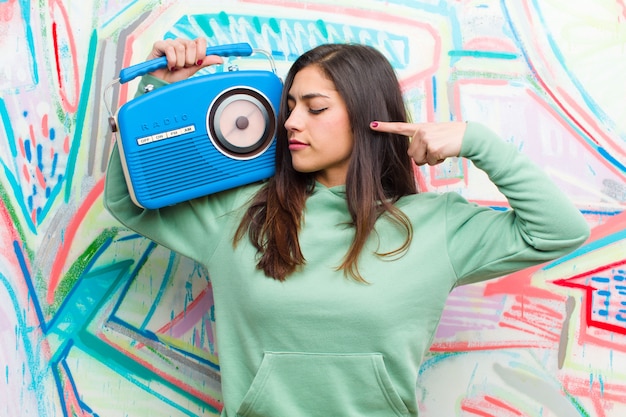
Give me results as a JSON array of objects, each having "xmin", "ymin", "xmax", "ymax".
[{"xmin": 446, "ymin": 122, "xmax": 590, "ymax": 286}]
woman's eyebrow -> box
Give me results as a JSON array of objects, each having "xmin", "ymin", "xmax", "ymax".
[{"xmin": 287, "ymin": 92, "xmax": 331, "ymax": 101}]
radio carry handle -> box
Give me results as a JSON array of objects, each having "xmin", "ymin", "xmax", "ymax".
[{"xmin": 118, "ymin": 42, "xmax": 255, "ymax": 84}]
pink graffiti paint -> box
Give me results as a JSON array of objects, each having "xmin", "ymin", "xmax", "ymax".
[
  {"xmin": 553, "ymin": 212, "xmax": 626, "ymax": 350},
  {"xmin": 50, "ymin": 0, "xmax": 79, "ymax": 112},
  {"xmin": 97, "ymin": 330, "xmax": 223, "ymax": 412},
  {"xmin": 47, "ymin": 178, "xmax": 105, "ymax": 304},
  {"xmin": 0, "ymin": 0, "xmax": 18, "ymax": 22}
]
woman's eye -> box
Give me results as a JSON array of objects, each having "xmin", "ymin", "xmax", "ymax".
[{"xmin": 309, "ymin": 107, "xmax": 327, "ymax": 115}]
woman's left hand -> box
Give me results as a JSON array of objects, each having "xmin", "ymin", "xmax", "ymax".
[{"xmin": 370, "ymin": 121, "xmax": 467, "ymax": 166}]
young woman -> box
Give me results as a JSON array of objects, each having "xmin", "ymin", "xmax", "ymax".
[{"xmin": 105, "ymin": 37, "xmax": 589, "ymax": 416}]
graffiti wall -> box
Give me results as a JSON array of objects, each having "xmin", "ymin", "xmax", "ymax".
[{"xmin": 1, "ymin": 0, "xmax": 624, "ymax": 416}]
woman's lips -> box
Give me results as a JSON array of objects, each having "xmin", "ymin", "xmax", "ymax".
[{"xmin": 288, "ymin": 139, "xmax": 309, "ymax": 151}]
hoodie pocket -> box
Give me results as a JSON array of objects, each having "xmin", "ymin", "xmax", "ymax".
[{"xmin": 235, "ymin": 352, "xmax": 409, "ymax": 417}]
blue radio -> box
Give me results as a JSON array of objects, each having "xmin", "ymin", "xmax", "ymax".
[{"xmin": 110, "ymin": 43, "xmax": 283, "ymax": 209}]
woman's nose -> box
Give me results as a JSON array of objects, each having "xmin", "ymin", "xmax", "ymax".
[{"xmin": 284, "ymin": 109, "xmax": 301, "ymax": 131}]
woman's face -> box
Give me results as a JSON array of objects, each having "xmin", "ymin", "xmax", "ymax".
[{"xmin": 284, "ymin": 65, "xmax": 353, "ymax": 187}]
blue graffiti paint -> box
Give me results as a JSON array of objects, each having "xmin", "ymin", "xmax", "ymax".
[
  {"xmin": 0, "ymin": 99, "xmax": 17, "ymax": 157},
  {"xmin": 24, "ymin": 140, "xmax": 32, "ymax": 162},
  {"xmin": 544, "ymin": 228, "xmax": 626, "ymax": 268},
  {"xmin": 528, "ymin": 0, "xmax": 623, "ymax": 138},
  {"xmin": 63, "ymin": 31, "xmax": 99, "ymax": 203},
  {"xmin": 503, "ymin": 0, "xmax": 626, "ymax": 174},
  {"xmin": 448, "ymin": 50, "xmax": 519, "ymax": 60},
  {"xmin": 51, "ymin": 153, "xmax": 58, "ymax": 177},
  {"xmin": 598, "ymin": 146, "xmax": 626, "ymax": 173},
  {"xmin": 139, "ymin": 251, "xmax": 177, "ymax": 332},
  {"xmin": 37, "ymin": 144, "xmax": 43, "ymax": 172},
  {"xmin": 167, "ymin": 13, "xmax": 412, "ymax": 69},
  {"xmin": 0, "ymin": 272, "xmax": 48, "ymax": 416},
  {"xmin": 13, "ymin": 240, "xmax": 47, "ymax": 330}
]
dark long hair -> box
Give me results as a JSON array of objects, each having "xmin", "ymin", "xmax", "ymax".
[{"xmin": 234, "ymin": 43, "xmax": 417, "ymax": 282}]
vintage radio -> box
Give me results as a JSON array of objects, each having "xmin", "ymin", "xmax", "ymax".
[{"xmin": 109, "ymin": 43, "xmax": 282, "ymax": 209}]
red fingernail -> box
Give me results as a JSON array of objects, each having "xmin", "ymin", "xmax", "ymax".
[
  {"xmin": 197, "ymin": 59, "xmax": 203, "ymax": 65},
  {"xmin": 370, "ymin": 122, "xmax": 378, "ymax": 128}
]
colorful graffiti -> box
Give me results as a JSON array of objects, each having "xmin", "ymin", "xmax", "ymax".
[{"xmin": 0, "ymin": 0, "xmax": 624, "ymax": 416}]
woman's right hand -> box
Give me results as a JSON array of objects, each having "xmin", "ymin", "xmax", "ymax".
[
  {"xmin": 370, "ymin": 121, "xmax": 466, "ymax": 166},
  {"xmin": 147, "ymin": 37, "xmax": 224, "ymax": 83}
]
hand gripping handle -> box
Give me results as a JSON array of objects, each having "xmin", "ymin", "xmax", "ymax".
[{"xmin": 118, "ymin": 42, "xmax": 254, "ymax": 84}]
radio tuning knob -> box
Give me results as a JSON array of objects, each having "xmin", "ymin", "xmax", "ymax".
[{"xmin": 235, "ymin": 116, "xmax": 249, "ymax": 130}]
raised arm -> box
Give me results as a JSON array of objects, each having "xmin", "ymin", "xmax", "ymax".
[
  {"xmin": 103, "ymin": 38, "xmax": 242, "ymax": 263},
  {"xmin": 370, "ymin": 120, "xmax": 590, "ymax": 284}
]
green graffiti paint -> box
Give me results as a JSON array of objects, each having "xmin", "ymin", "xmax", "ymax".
[
  {"xmin": 48, "ymin": 228, "xmax": 119, "ymax": 315},
  {"xmin": 566, "ymin": 391, "xmax": 590, "ymax": 417},
  {"xmin": 0, "ymin": 179, "xmax": 29, "ymax": 246}
]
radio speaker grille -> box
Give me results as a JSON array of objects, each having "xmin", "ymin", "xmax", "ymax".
[{"xmin": 127, "ymin": 134, "xmax": 274, "ymax": 200}]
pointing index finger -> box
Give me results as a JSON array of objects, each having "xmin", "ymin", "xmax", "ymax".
[{"xmin": 370, "ymin": 121, "xmax": 424, "ymax": 140}]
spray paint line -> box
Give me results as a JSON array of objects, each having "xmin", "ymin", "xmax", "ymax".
[
  {"xmin": 50, "ymin": 0, "xmax": 79, "ymax": 113},
  {"xmin": 47, "ymin": 178, "xmax": 104, "ymax": 304}
]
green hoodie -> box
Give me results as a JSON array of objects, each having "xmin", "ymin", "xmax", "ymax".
[{"xmin": 104, "ymin": 85, "xmax": 589, "ymax": 416}]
